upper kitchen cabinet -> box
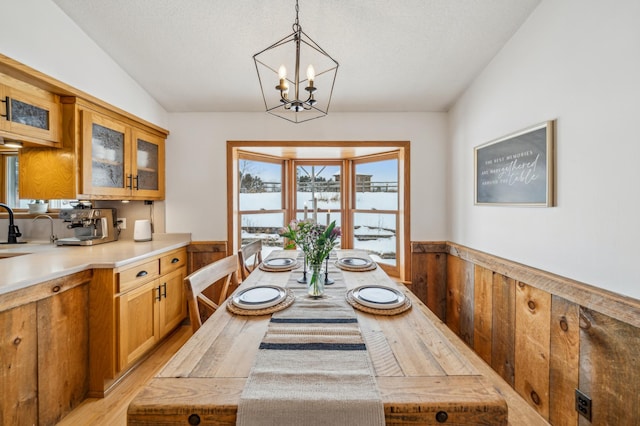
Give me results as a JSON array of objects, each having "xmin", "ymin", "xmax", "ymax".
[
  {"xmin": 0, "ymin": 54, "xmax": 168, "ymax": 201},
  {"xmin": 81, "ymin": 109, "xmax": 165, "ymax": 199},
  {"xmin": 81, "ymin": 110, "xmax": 130, "ymax": 197},
  {"xmin": 0, "ymin": 72, "xmax": 62, "ymax": 146},
  {"xmin": 20, "ymin": 97, "xmax": 167, "ymax": 201},
  {"xmin": 132, "ymin": 128, "xmax": 165, "ymax": 199}
]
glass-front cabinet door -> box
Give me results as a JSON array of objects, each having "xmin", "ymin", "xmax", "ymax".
[
  {"xmin": 0, "ymin": 83, "xmax": 61, "ymax": 145},
  {"xmin": 81, "ymin": 109, "xmax": 165, "ymax": 199},
  {"xmin": 132, "ymin": 128, "xmax": 165, "ymax": 199},
  {"xmin": 82, "ymin": 110, "xmax": 131, "ymax": 197}
]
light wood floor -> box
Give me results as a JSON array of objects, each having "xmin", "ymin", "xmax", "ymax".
[{"xmin": 57, "ymin": 325, "xmax": 193, "ymax": 426}]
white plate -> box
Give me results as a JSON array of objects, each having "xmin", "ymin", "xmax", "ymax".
[
  {"xmin": 338, "ymin": 257, "xmax": 373, "ymax": 268},
  {"xmin": 263, "ymin": 257, "xmax": 296, "ymax": 268},
  {"xmin": 232, "ymin": 286, "xmax": 287, "ymax": 310},
  {"xmin": 352, "ymin": 285, "xmax": 406, "ymax": 309}
]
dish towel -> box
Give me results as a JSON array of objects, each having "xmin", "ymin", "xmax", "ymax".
[{"xmin": 237, "ymin": 253, "xmax": 385, "ymax": 426}]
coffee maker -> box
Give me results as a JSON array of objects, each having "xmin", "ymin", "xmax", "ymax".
[{"xmin": 56, "ymin": 208, "xmax": 119, "ymax": 246}]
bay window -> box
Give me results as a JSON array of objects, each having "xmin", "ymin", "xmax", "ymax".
[{"xmin": 229, "ymin": 142, "xmax": 409, "ymax": 280}]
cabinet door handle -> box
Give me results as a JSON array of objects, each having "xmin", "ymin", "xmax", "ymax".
[
  {"xmin": 161, "ymin": 282, "xmax": 167, "ymax": 298},
  {"xmin": 127, "ymin": 174, "xmax": 133, "ymax": 189},
  {"xmin": 136, "ymin": 270, "xmax": 148, "ymax": 278},
  {"xmin": 133, "ymin": 175, "xmax": 139, "ymax": 190},
  {"xmin": 171, "ymin": 258, "xmax": 180, "ymax": 264},
  {"xmin": 155, "ymin": 286, "xmax": 162, "ymax": 301},
  {"xmin": 0, "ymin": 96, "xmax": 10, "ymax": 121}
]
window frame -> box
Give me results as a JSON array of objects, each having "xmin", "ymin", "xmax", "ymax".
[
  {"xmin": 0, "ymin": 152, "xmax": 10, "ymax": 203},
  {"xmin": 351, "ymin": 152, "xmax": 401, "ymax": 277},
  {"xmin": 291, "ymin": 159, "xmax": 344, "ymax": 226},
  {"xmin": 236, "ymin": 152, "xmax": 286, "ymax": 249},
  {"xmin": 228, "ymin": 141, "xmax": 410, "ymax": 281},
  {"xmin": 1, "ymin": 152, "xmax": 19, "ymax": 207}
]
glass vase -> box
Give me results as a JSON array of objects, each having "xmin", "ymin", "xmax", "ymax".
[{"xmin": 307, "ymin": 262, "xmax": 325, "ymax": 298}]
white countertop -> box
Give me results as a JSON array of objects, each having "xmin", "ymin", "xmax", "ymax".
[{"xmin": 0, "ymin": 233, "xmax": 191, "ymax": 296}]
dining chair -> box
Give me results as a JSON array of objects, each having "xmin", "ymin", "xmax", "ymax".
[
  {"xmin": 238, "ymin": 239, "xmax": 263, "ymax": 281},
  {"xmin": 184, "ymin": 254, "xmax": 239, "ymax": 332}
]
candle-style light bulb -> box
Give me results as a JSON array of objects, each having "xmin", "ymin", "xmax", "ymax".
[
  {"xmin": 306, "ymin": 65, "xmax": 315, "ymax": 87},
  {"xmin": 277, "ymin": 65, "xmax": 288, "ymax": 98}
]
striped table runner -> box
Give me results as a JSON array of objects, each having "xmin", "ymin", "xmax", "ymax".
[{"xmin": 237, "ymin": 253, "xmax": 385, "ymax": 426}]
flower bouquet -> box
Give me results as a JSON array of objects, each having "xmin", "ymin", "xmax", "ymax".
[{"xmin": 280, "ymin": 219, "xmax": 341, "ymax": 297}]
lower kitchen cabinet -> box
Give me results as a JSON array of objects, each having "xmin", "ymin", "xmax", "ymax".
[
  {"xmin": 0, "ymin": 243, "xmax": 188, "ymax": 423},
  {"xmin": 117, "ymin": 268, "xmax": 186, "ymax": 370},
  {"xmin": 158, "ymin": 268, "xmax": 187, "ymax": 337},
  {"xmin": 0, "ymin": 272, "xmax": 91, "ymax": 426},
  {"xmin": 117, "ymin": 279, "xmax": 160, "ymax": 370},
  {"xmin": 38, "ymin": 283, "xmax": 90, "ymax": 425},
  {"xmin": 0, "ymin": 303, "xmax": 37, "ymax": 425},
  {"xmin": 90, "ymin": 247, "xmax": 187, "ymax": 396}
]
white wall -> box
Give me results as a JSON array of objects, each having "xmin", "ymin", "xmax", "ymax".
[
  {"xmin": 1, "ymin": 1, "xmax": 450, "ymax": 248},
  {"xmin": 9, "ymin": 0, "xmax": 634, "ymax": 300},
  {"xmin": 165, "ymin": 112, "xmax": 449, "ymax": 242},
  {"xmin": 449, "ymin": 0, "xmax": 640, "ymax": 299},
  {"xmin": 0, "ymin": 0, "xmax": 168, "ymax": 128}
]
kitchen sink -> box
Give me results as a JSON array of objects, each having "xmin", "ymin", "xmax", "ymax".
[
  {"xmin": 0, "ymin": 241, "xmax": 55, "ymax": 259},
  {"xmin": 0, "ymin": 253, "xmax": 28, "ymax": 259}
]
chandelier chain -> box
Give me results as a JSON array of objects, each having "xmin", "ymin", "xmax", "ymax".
[{"xmin": 293, "ymin": 0, "xmax": 301, "ymax": 33}]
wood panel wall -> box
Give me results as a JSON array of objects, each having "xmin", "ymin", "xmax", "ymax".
[
  {"xmin": 411, "ymin": 241, "xmax": 640, "ymax": 426},
  {"xmin": 410, "ymin": 242, "xmax": 447, "ymax": 319},
  {"xmin": 187, "ymin": 241, "xmax": 228, "ymax": 274},
  {"xmin": 187, "ymin": 241, "xmax": 234, "ymax": 303}
]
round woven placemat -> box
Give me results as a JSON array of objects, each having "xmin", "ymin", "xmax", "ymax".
[
  {"xmin": 227, "ymin": 288, "xmax": 295, "ymax": 316},
  {"xmin": 346, "ymin": 289, "xmax": 412, "ymax": 316},
  {"xmin": 259, "ymin": 261, "xmax": 301, "ymax": 272},
  {"xmin": 334, "ymin": 260, "xmax": 378, "ymax": 272}
]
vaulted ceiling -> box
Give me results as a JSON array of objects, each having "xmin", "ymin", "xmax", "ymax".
[{"xmin": 51, "ymin": 0, "xmax": 541, "ymax": 114}]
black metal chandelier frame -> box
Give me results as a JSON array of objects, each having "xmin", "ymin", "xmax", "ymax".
[{"xmin": 253, "ymin": 0, "xmax": 339, "ymax": 123}]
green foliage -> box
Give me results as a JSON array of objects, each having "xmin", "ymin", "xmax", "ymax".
[
  {"xmin": 280, "ymin": 219, "xmax": 341, "ymax": 264},
  {"xmin": 240, "ymin": 173, "xmax": 264, "ymax": 193}
]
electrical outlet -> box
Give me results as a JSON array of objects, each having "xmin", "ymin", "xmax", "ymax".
[
  {"xmin": 118, "ymin": 218, "xmax": 126, "ymax": 229},
  {"xmin": 575, "ymin": 389, "xmax": 592, "ymax": 421}
]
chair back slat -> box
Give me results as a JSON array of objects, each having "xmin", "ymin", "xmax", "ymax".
[
  {"xmin": 238, "ymin": 240, "xmax": 263, "ymax": 281},
  {"xmin": 184, "ymin": 254, "xmax": 239, "ymax": 332}
]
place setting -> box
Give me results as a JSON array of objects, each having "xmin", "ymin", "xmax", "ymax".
[
  {"xmin": 227, "ymin": 284, "xmax": 295, "ymax": 316},
  {"xmin": 335, "ymin": 256, "xmax": 377, "ymax": 272},
  {"xmin": 259, "ymin": 256, "xmax": 300, "ymax": 272},
  {"xmin": 346, "ymin": 284, "xmax": 411, "ymax": 315}
]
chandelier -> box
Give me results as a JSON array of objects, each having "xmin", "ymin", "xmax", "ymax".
[{"xmin": 253, "ymin": 0, "xmax": 338, "ymax": 123}]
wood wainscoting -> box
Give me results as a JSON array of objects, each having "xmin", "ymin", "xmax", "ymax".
[
  {"xmin": 186, "ymin": 241, "xmax": 237, "ymax": 304},
  {"xmin": 187, "ymin": 241, "xmax": 228, "ymax": 274},
  {"xmin": 411, "ymin": 242, "xmax": 640, "ymax": 426}
]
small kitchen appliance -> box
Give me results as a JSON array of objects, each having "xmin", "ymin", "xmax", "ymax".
[
  {"xmin": 56, "ymin": 208, "xmax": 119, "ymax": 246},
  {"xmin": 133, "ymin": 219, "xmax": 152, "ymax": 242}
]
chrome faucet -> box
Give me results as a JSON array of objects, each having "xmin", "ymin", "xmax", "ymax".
[
  {"xmin": 0, "ymin": 203, "xmax": 22, "ymax": 244},
  {"xmin": 33, "ymin": 214, "xmax": 57, "ymax": 243}
]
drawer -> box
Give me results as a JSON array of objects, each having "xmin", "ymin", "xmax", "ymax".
[
  {"xmin": 118, "ymin": 259, "xmax": 160, "ymax": 293},
  {"xmin": 160, "ymin": 249, "xmax": 187, "ymax": 275}
]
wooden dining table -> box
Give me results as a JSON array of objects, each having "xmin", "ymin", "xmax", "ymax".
[{"xmin": 127, "ymin": 250, "xmax": 507, "ymax": 425}]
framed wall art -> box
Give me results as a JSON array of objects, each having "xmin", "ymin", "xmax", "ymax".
[{"xmin": 475, "ymin": 120, "xmax": 555, "ymax": 206}]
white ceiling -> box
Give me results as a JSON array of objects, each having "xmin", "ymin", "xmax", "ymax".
[{"xmin": 50, "ymin": 0, "xmax": 540, "ymax": 114}]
